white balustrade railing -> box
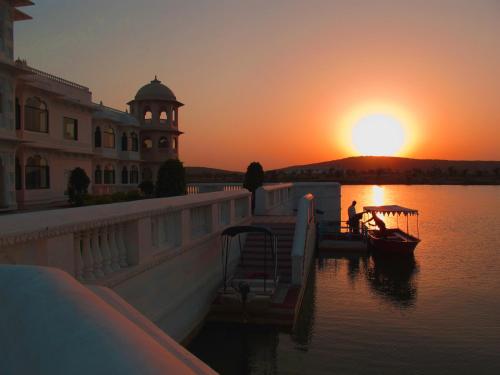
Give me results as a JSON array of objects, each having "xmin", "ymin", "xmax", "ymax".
[
  {"xmin": 187, "ymin": 183, "xmax": 243, "ymax": 195},
  {"xmin": 291, "ymin": 193, "xmax": 316, "ymax": 285},
  {"xmin": 254, "ymin": 183, "xmax": 294, "ymax": 215},
  {"xmin": 0, "ymin": 190, "xmax": 252, "ymax": 283}
]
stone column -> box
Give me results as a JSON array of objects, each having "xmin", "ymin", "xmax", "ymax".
[
  {"xmin": 117, "ymin": 223, "xmax": 128, "ymax": 267},
  {"xmin": 99, "ymin": 227, "xmax": 113, "ymax": 275},
  {"xmin": 90, "ymin": 229, "xmax": 104, "ymax": 278},
  {"xmin": 81, "ymin": 232, "xmax": 95, "ymax": 280},
  {"xmin": 108, "ymin": 225, "xmax": 121, "ymax": 271},
  {"xmin": 73, "ymin": 233, "xmax": 84, "ymax": 281}
]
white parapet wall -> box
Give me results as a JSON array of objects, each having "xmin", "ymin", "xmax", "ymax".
[
  {"xmin": 291, "ymin": 182, "xmax": 341, "ymax": 222},
  {"xmin": 254, "ymin": 183, "xmax": 294, "ymax": 215},
  {"xmin": 0, "ymin": 190, "xmax": 252, "ymax": 342},
  {"xmin": 291, "ymin": 193, "xmax": 317, "ymax": 285},
  {"xmin": 0, "ymin": 265, "xmax": 217, "ymax": 375}
]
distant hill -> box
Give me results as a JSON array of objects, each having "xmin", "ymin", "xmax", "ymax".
[
  {"xmin": 267, "ymin": 156, "xmax": 500, "ymax": 185},
  {"xmin": 186, "ymin": 166, "xmax": 243, "ymax": 182},
  {"xmin": 186, "ymin": 166, "xmax": 242, "ymax": 176},
  {"xmin": 277, "ymin": 156, "xmax": 500, "ymax": 173}
]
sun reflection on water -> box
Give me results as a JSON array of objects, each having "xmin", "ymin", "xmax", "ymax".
[{"xmin": 372, "ymin": 185, "xmax": 385, "ymax": 206}]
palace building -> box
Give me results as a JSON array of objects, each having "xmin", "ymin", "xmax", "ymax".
[{"xmin": 0, "ymin": 1, "xmax": 183, "ymax": 210}]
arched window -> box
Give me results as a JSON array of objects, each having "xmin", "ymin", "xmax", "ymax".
[
  {"xmin": 121, "ymin": 166, "xmax": 129, "ymax": 184},
  {"xmin": 159, "ymin": 109, "xmax": 168, "ymax": 124},
  {"xmin": 94, "ymin": 127, "xmax": 102, "ymax": 148},
  {"xmin": 15, "ymin": 157, "xmax": 22, "ymax": 190},
  {"xmin": 104, "ymin": 165, "xmax": 115, "ymax": 184},
  {"xmin": 121, "ymin": 132, "xmax": 128, "ymax": 151},
  {"xmin": 131, "ymin": 132, "xmax": 139, "ymax": 152},
  {"xmin": 144, "ymin": 107, "xmax": 152, "ymax": 124},
  {"xmin": 143, "ymin": 137, "xmax": 153, "ymax": 149},
  {"xmin": 25, "ymin": 97, "xmax": 49, "ymax": 133},
  {"xmin": 142, "ymin": 167, "xmax": 153, "ymax": 182},
  {"xmin": 130, "ymin": 166, "xmax": 139, "ymax": 184},
  {"xmin": 94, "ymin": 165, "xmax": 102, "ymax": 184},
  {"xmin": 158, "ymin": 137, "xmax": 168, "ymax": 149},
  {"xmin": 103, "ymin": 128, "xmax": 115, "ymax": 148},
  {"xmin": 25, "ymin": 155, "xmax": 50, "ymax": 189}
]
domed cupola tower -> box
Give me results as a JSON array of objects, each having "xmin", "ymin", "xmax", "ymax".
[{"xmin": 128, "ymin": 77, "xmax": 184, "ymax": 182}]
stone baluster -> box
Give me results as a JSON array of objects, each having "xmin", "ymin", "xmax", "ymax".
[
  {"xmin": 74, "ymin": 233, "xmax": 84, "ymax": 281},
  {"xmin": 81, "ymin": 231, "xmax": 95, "ymax": 280},
  {"xmin": 117, "ymin": 223, "xmax": 128, "ymax": 267},
  {"xmin": 108, "ymin": 225, "xmax": 121, "ymax": 271},
  {"xmin": 90, "ymin": 229, "xmax": 104, "ymax": 278},
  {"xmin": 99, "ymin": 227, "xmax": 113, "ymax": 275}
]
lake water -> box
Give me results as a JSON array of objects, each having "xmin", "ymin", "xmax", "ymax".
[{"xmin": 188, "ymin": 185, "xmax": 500, "ymax": 374}]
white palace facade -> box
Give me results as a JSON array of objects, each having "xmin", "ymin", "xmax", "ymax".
[{"xmin": 0, "ymin": 1, "xmax": 183, "ymax": 210}]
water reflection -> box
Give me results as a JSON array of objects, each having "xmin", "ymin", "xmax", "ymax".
[
  {"xmin": 291, "ymin": 266, "xmax": 316, "ymax": 349},
  {"xmin": 365, "ymin": 254, "xmax": 419, "ymax": 308},
  {"xmin": 319, "ymin": 253, "xmax": 419, "ymax": 308},
  {"xmin": 188, "ymin": 322, "xmax": 279, "ymax": 375}
]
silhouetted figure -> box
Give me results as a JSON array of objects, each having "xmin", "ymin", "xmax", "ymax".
[
  {"xmin": 347, "ymin": 200, "xmax": 362, "ymax": 233},
  {"xmin": 365, "ymin": 213, "xmax": 387, "ymax": 236}
]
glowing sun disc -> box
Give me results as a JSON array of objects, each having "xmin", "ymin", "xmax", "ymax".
[{"xmin": 351, "ymin": 114, "xmax": 406, "ymax": 156}]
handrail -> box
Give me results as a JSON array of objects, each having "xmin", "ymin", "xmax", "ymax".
[
  {"xmin": 21, "ymin": 64, "xmax": 90, "ymax": 91},
  {"xmin": 291, "ymin": 194, "xmax": 314, "ymax": 257}
]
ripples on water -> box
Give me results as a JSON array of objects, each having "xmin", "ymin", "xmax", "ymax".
[{"xmin": 189, "ymin": 186, "xmax": 500, "ymax": 375}]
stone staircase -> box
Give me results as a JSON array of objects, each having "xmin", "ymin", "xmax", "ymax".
[{"xmin": 235, "ymin": 222, "xmax": 295, "ymax": 284}]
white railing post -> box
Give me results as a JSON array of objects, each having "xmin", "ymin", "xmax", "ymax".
[
  {"xmin": 99, "ymin": 227, "xmax": 113, "ymax": 275},
  {"xmin": 81, "ymin": 232, "xmax": 95, "ymax": 281},
  {"xmin": 117, "ymin": 223, "xmax": 129, "ymax": 267},
  {"xmin": 90, "ymin": 229, "xmax": 104, "ymax": 278},
  {"xmin": 108, "ymin": 226, "xmax": 121, "ymax": 271},
  {"xmin": 73, "ymin": 234, "xmax": 83, "ymax": 281}
]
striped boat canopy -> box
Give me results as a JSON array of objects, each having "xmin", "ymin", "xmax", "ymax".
[{"xmin": 363, "ymin": 205, "xmax": 418, "ymax": 216}]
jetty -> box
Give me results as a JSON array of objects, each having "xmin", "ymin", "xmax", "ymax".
[{"xmin": 0, "ymin": 182, "xmax": 340, "ymax": 373}]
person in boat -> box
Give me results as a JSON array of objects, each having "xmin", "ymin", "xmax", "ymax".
[
  {"xmin": 364, "ymin": 213, "xmax": 387, "ymax": 236},
  {"xmin": 348, "ymin": 201, "xmax": 363, "ymax": 233}
]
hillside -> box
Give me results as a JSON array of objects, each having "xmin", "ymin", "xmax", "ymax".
[
  {"xmin": 278, "ymin": 156, "xmax": 500, "ymax": 173},
  {"xmin": 266, "ymin": 156, "xmax": 500, "ymax": 185}
]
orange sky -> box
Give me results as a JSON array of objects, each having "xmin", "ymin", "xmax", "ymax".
[{"xmin": 15, "ymin": 0, "xmax": 500, "ymax": 171}]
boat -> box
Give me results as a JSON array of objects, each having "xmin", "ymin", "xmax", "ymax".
[
  {"xmin": 362, "ymin": 205, "xmax": 421, "ymax": 255},
  {"xmin": 217, "ymin": 225, "xmax": 279, "ymax": 312}
]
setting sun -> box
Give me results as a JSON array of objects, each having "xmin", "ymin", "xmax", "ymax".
[{"xmin": 351, "ymin": 114, "xmax": 406, "ymax": 156}]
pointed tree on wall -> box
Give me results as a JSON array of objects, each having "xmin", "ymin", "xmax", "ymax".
[
  {"xmin": 243, "ymin": 162, "xmax": 264, "ymax": 212},
  {"xmin": 68, "ymin": 167, "xmax": 90, "ymax": 206},
  {"xmin": 155, "ymin": 159, "xmax": 186, "ymax": 197}
]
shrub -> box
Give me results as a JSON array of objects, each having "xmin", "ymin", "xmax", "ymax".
[
  {"xmin": 243, "ymin": 162, "xmax": 264, "ymax": 193},
  {"xmin": 111, "ymin": 191, "xmax": 128, "ymax": 202},
  {"xmin": 68, "ymin": 167, "xmax": 90, "ymax": 206},
  {"xmin": 155, "ymin": 159, "xmax": 186, "ymax": 197},
  {"xmin": 243, "ymin": 162, "xmax": 264, "ymax": 212},
  {"xmin": 125, "ymin": 190, "xmax": 141, "ymax": 201},
  {"xmin": 139, "ymin": 180, "xmax": 155, "ymax": 197}
]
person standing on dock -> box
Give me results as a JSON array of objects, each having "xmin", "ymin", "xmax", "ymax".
[{"xmin": 348, "ymin": 201, "xmax": 362, "ymax": 233}]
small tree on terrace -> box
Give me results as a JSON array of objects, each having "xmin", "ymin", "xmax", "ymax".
[
  {"xmin": 243, "ymin": 162, "xmax": 264, "ymax": 212},
  {"xmin": 155, "ymin": 159, "xmax": 186, "ymax": 197},
  {"xmin": 68, "ymin": 167, "xmax": 90, "ymax": 206}
]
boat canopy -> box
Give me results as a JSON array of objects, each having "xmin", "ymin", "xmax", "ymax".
[{"xmin": 363, "ymin": 205, "xmax": 418, "ymax": 216}]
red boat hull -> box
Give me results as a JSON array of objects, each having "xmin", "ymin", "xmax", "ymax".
[{"xmin": 367, "ymin": 229, "xmax": 420, "ymax": 255}]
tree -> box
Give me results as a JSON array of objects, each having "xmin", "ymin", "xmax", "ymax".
[
  {"xmin": 155, "ymin": 159, "xmax": 186, "ymax": 197},
  {"xmin": 68, "ymin": 167, "xmax": 90, "ymax": 206},
  {"xmin": 139, "ymin": 180, "xmax": 154, "ymax": 197},
  {"xmin": 243, "ymin": 162, "xmax": 264, "ymax": 211}
]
